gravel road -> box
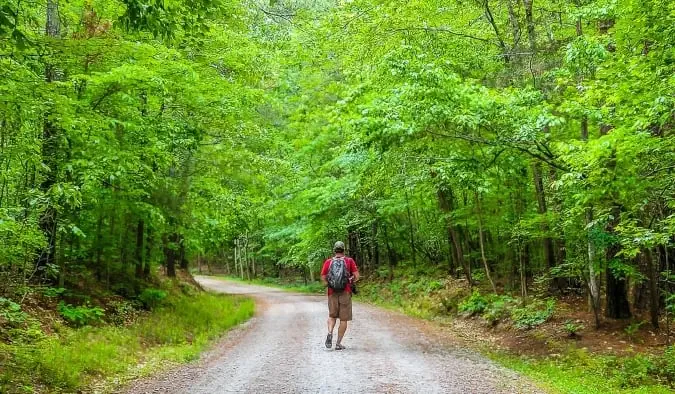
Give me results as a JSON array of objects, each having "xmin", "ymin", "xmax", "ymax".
[{"xmin": 124, "ymin": 276, "xmax": 543, "ymax": 394}]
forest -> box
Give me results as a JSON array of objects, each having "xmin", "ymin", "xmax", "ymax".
[{"xmin": 0, "ymin": 0, "xmax": 674, "ymax": 391}]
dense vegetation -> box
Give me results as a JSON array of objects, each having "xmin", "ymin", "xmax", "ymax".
[{"xmin": 0, "ymin": 0, "xmax": 674, "ymax": 390}]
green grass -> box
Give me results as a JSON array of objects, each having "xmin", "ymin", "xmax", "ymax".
[
  {"xmin": 490, "ymin": 351, "xmax": 674, "ymax": 394},
  {"xmin": 215, "ymin": 275, "xmax": 326, "ymax": 294},
  {"xmin": 0, "ymin": 292, "xmax": 254, "ymax": 393}
]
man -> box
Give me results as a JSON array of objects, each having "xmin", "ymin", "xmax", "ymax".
[{"xmin": 321, "ymin": 241, "xmax": 359, "ymax": 350}]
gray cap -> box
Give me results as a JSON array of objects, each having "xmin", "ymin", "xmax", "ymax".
[{"xmin": 333, "ymin": 241, "xmax": 345, "ymax": 252}]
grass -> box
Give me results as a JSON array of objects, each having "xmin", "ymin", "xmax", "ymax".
[
  {"xmin": 0, "ymin": 292, "xmax": 254, "ymax": 393},
  {"xmin": 215, "ymin": 275, "xmax": 326, "ymax": 294},
  {"xmin": 490, "ymin": 351, "xmax": 674, "ymax": 394}
]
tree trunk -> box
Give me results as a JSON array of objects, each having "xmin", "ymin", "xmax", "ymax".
[
  {"xmin": 506, "ymin": 0, "xmax": 521, "ymax": 49},
  {"xmin": 404, "ymin": 188, "xmax": 417, "ymax": 267},
  {"xmin": 438, "ymin": 188, "xmax": 472, "ymax": 288},
  {"xmin": 522, "ymin": 0, "xmax": 536, "ymax": 51},
  {"xmin": 179, "ymin": 234, "xmax": 188, "ymax": 270},
  {"xmin": 646, "ymin": 249, "xmax": 659, "ymax": 329},
  {"xmin": 586, "ymin": 208, "xmax": 601, "ymax": 328},
  {"xmin": 36, "ymin": 0, "xmax": 62, "ymax": 277},
  {"xmin": 144, "ymin": 227, "xmax": 153, "ymax": 277},
  {"xmin": 165, "ymin": 233, "xmax": 177, "ymax": 278},
  {"xmin": 533, "ymin": 162, "xmax": 555, "ymax": 272},
  {"xmin": 135, "ymin": 220, "xmax": 144, "ymax": 278},
  {"xmin": 475, "ymin": 190, "xmax": 497, "ymax": 293},
  {"xmin": 383, "ymin": 224, "xmax": 396, "ymax": 281},
  {"xmin": 372, "ymin": 220, "xmax": 380, "ymax": 269},
  {"xmin": 605, "ymin": 205, "xmax": 631, "ymax": 319}
]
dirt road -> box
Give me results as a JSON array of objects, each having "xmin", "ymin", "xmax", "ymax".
[{"xmin": 125, "ymin": 276, "xmax": 543, "ymax": 393}]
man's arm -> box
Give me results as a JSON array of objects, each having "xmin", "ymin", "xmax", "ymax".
[
  {"xmin": 351, "ymin": 259, "xmax": 360, "ymax": 282},
  {"xmin": 320, "ymin": 260, "xmax": 329, "ymax": 287}
]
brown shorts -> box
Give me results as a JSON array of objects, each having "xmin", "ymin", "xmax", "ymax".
[{"xmin": 328, "ymin": 291, "xmax": 352, "ymax": 321}]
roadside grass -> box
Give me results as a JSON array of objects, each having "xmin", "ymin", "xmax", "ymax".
[
  {"xmin": 0, "ymin": 292, "xmax": 254, "ymax": 393},
  {"xmin": 213, "ymin": 274, "xmax": 675, "ymax": 394},
  {"xmin": 491, "ymin": 351, "xmax": 674, "ymax": 394},
  {"xmin": 214, "ymin": 275, "xmax": 325, "ymax": 294}
]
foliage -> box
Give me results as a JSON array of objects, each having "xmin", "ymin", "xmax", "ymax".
[
  {"xmin": 138, "ymin": 288, "xmax": 168, "ymax": 310},
  {"xmin": 624, "ymin": 320, "xmax": 648, "ymax": 341},
  {"xmin": 0, "ymin": 293, "xmax": 253, "ymax": 393},
  {"xmin": 458, "ymin": 291, "xmax": 490, "ymax": 316},
  {"xmin": 57, "ymin": 302, "xmax": 105, "ymax": 327},
  {"xmin": 511, "ymin": 299, "xmax": 557, "ymax": 330},
  {"xmin": 0, "ymin": 298, "xmax": 27, "ymax": 326},
  {"xmin": 563, "ymin": 320, "xmax": 585, "ymax": 338}
]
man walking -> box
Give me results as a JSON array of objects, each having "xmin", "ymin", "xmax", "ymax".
[{"xmin": 321, "ymin": 241, "xmax": 359, "ymax": 350}]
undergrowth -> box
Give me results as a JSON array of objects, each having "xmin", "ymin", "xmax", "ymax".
[{"xmin": 0, "ymin": 291, "xmax": 254, "ymax": 393}]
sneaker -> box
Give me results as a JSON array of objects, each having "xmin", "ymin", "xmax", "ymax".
[
  {"xmin": 335, "ymin": 343, "xmax": 346, "ymax": 350},
  {"xmin": 325, "ymin": 333, "xmax": 333, "ymax": 348}
]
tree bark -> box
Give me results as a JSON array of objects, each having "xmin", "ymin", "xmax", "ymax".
[
  {"xmin": 533, "ymin": 162, "xmax": 555, "ymax": 273},
  {"xmin": 646, "ymin": 249, "xmax": 659, "ymax": 329},
  {"xmin": 522, "ymin": 0, "xmax": 536, "ymax": 51},
  {"xmin": 438, "ymin": 188, "xmax": 472, "ymax": 288},
  {"xmin": 135, "ymin": 220, "xmax": 144, "ymax": 278},
  {"xmin": 36, "ymin": 0, "xmax": 62, "ymax": 276},
  {"xmin": 605, "ymin": 205, "xmax": 631, "ymax": 319},
  {"xmin": 475, "ymin": 190, "xmax": 497, "ymax": 293}
]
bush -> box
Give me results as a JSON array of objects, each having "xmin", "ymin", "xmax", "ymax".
[
  {"xmin": 57, "ymin": 302, "xmax": 105, "ymax": 327},
  {"xmin": 138, "ymin": 288, "xmax": 167, "ymax": 310},
  {"xmin": 0, "ymin": 297, "xmax": 28, "ymax": 326},
  {"xmin": 107, "ymin": 300, "xmax": 140, "ymax": 326},
  {"xmin": 483, "ymin": 295, "xmax": 516, "ymax": 325},
  {"xmin": 511, "ymin": 299, "xmax": 556, "ymax": 330},
  {"xmin": 458, "ymin": 290, "xmax": 489, "ymax": 316},
  {"xmin": 563, "ymin": 320, "xmax": 585, "ymax": 338}
]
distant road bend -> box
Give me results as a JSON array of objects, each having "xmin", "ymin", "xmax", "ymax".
[{"xmin": 125, "ymin": 276, "xmax": 543, "ymax": 394}]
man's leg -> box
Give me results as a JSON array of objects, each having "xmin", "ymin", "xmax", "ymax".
[
  {"xmin": 327, "ymin": 317, "xmax": 336, "ymax": 334},
  {"xmin": 326, "ymin": 294, "xmax": 338, "ymax": 348},
  {"xmin": 335, "ymin": 292, "xmax": 352, "ymax": 349},
  {"xmin": 336, "ymin": 320, "xmax": 348, "ymax": 345}
]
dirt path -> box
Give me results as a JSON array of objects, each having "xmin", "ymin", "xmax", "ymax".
[{"xmin": 124, "ymin": 276, "xmax": 544, "ymax": 393}]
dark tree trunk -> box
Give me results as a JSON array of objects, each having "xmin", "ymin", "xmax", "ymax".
[
  {"xmin": 372, "ymin": 220, "xmax": 380, "ymax": 269},
  {"xmin": 179, "ymin": 234, "xmax": 188, "ymax": 270},
  {"xmin": 605, "ymin": 206, "xmax": 631, "ymax": 319},
  {"xmin": 533, "ymin": 162, "xmax": 555, "ymax": 271},
  {"xmin": 646, "ymin": 249, "xmax": 659, "ymax": 329},
  {"xmin": 522, "ymin": 0, "xmax": 536, "ymax": 51},
  {"xmin": 438, "ymin": 188, "xmax": 472, "ymax": 287},
  {"xmin": 135, "ymin": 220, "xmax": 144, "ymax": 278},
  {"xmin": 165, "ymin": 233, "xmax": 177, "ymax": 278},
  {"xmin": 36, "ymin": 0, "xmax": 62, "ymax": 277},
  {"xmin": 144, "ymin": 227, "xmax": 153, "ymax": 277},
  {"xmin": 383, "ymin": 224, "xmax": 396, "ymax": 281}
]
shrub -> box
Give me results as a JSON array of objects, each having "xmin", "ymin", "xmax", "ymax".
[
  {"xmin": 511, "ymin": 299, "xmax": 556, "ymax": 330},
  {"xmin": 458, "ymin": 290, "xmax": 489, "ymax": 316},
  {"xmin": 563, "ymin": 320, "xmax": 584, "ymax": 338},
  {"xmin": 624, "ymin": 320, "xmax": 646, "ymax": 341},
  {"xmin": 107, "ymin": 300, "xmax": 140, "ymax": 326},
  {"xmin": 57, "ymin": 302, "xmax": 105, "ymax": 327},
  {"xmin": 0, "ymin": 297, "xmax": 28, "ymax": 326},
  {"xmin": 138, "ymin": 288, "xmax": 168, "ymax": 310},
  {"xmin": 483, "ymin": 295, "xmax": 516, "ymax": 326}
]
